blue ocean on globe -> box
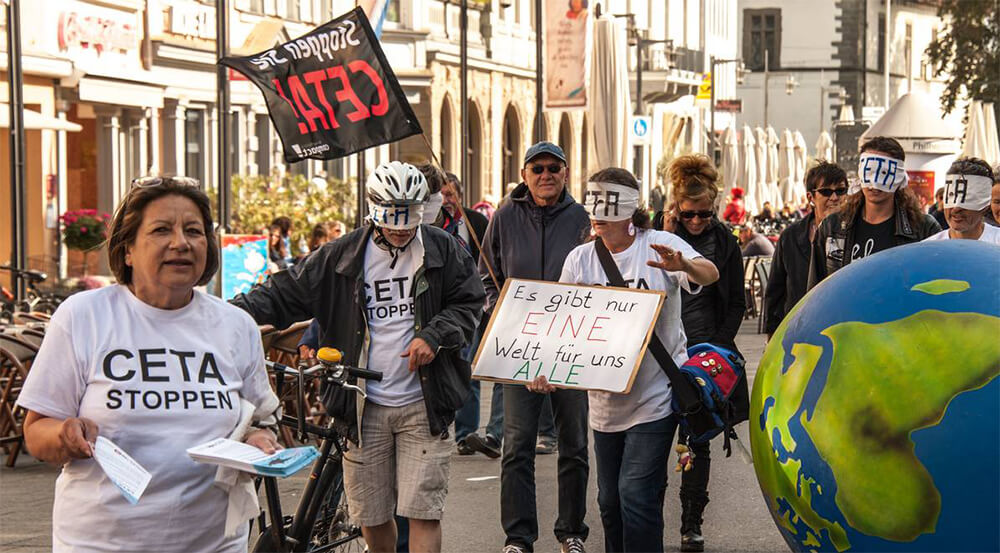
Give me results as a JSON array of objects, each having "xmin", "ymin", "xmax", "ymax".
[{"xmin": 751, "ymin": 240, "xmax": 1000, "ymax": 552}]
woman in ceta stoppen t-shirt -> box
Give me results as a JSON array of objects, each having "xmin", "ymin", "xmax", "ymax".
[
  {"xmin": 17, "ymin": 177, "xmax": 280, "ymax": 553},
  {"xmin": 526, "ymin": 167, "xmax": 719, "ymax": 553}
]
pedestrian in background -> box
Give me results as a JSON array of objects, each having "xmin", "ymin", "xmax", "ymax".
[
  {"xmin": 765, "ymin": 162, "xmax": 847, "ymax": 338},
  {"xmin": 480, "ymin": 141, "xmax": 591, "ymax": 553},
  {"xmin": 662, "ymin": 155, "xmax": 748, "ymax": 553}
]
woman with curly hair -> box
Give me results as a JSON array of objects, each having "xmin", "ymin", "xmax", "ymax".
[
  {"xmin": 807, "ymin": 136, "xmax": 940, "ymax": 289},
  {"xmin": 659, "ymin": 155, "xmax": 749, "ymax": 552}
]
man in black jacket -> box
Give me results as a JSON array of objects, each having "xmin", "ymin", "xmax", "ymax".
[
  {"xmin": 808, "ymin": 136, "xmax": 940, "ymax": 289},
  {"xmin": 765, "ymin": 162, "xmax": 847, "ymax": 336},
  {"xmin": 481, "ymin": 142, "xmax": 591, "ymax": 553},
  {"xmin": 232, "ymin": 161, "xmax": 484, "ymax": 553}
]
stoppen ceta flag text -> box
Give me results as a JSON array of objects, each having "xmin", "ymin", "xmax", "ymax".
[{"xmin": 219, "ymin": 7, "xmax": 421, "ymax": 163}]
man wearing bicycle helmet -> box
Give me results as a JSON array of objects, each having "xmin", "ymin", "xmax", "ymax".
[{"xmin": 233, "ymin": 161, "xmax": 485, "ymax": 553}]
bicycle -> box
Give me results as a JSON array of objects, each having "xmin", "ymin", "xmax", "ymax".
[
  {"xmin": 252, "ymin": 347, "xmax": 382, "ymax": 553},
  {"xmin": 0, "ymin": 264, "xmax": 66, "ymax": 320}
]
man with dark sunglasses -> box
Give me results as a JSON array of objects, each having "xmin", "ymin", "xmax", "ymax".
[
  {"xmin": 764, "ymin": 161, "xmax": 847, "ymax": 337},
  {"xmin": 479, "ymin": 141, "xmax": 591, "ymax": 553}
]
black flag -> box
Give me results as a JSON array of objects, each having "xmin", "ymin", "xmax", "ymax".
[{"xmin": 219, "ymin": 8, "xmax": 422, "ymax": 163}]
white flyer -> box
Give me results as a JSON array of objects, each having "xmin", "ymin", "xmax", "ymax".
[{"xmin": 92, "ymin": 436, "xmax": 151, "ymax": 505}]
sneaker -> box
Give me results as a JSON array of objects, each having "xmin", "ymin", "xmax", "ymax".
[
  {"xmin": 456, "ymin": 437, "xmax": 476, "ymax": 455},
  {"xmin": 535, "ymin": 436, "xmax": 557, "ymax": 455},
  {"xmin": 680, "ymin": 530, "xmax": 705, "ymax": 552},
  {"xmin": 502, "ymin": 544, "xmax": 528, "ymax": 553},
  {"xmin": 464, "ymin": 433, "xmax": 502, "ymax": 459},
  {"xmin": 560, "ymin": 537, "xmax": 586, "ymax": 553}
]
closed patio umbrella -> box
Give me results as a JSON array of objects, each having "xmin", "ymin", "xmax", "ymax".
[
  {"xmin": 778, "ymin": 128, "xmax": 796, "ymax": 207},
  {"xmin": 589, "ymin": 14, "xmax": 631, "ymax": 171},
  {"xmin": 741, "ymin": 125, "xmax": 759, "ymax": 215},
  {"xmin": 815, "ymin": 130, "xmax": 833, "ymax": 161},
  {"xmin": 720, "ymin": 124, "xmax": 739, "ymax": 209}
]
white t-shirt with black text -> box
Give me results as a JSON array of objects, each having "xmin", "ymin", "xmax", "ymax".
[
  {"xmin": 16, "ymin": 285, "xmax": 273, "ymax": 553},
  {"xmin": 559, "ymin": 230, "xmax": 702, "ymax": 433},
  {"xmin": 363, "ymin": 234, "xmax": 425, "ymax": 407}
]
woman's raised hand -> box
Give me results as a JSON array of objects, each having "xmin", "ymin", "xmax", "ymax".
[{"xmin": 647, "ymin": 244, "xmax": 688, "ymax": 272}]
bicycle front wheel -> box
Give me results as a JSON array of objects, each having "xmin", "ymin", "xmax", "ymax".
[{"xmin": 310, "ymin": 470, "xmax": 365, "ymax": 553}]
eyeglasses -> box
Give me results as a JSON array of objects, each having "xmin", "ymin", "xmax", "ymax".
[
  {"xmin": 529, "ymin": 164, "xmax": 564, "ymax": 175},
  {"xmin": 130, "ymin": 176, "xmax": 202, "ymax": 190},
  {"xmin": 814, "ymin": 187, "xmax": 849, "ymax": 197},
  {"xmin": 678, "ymin": 210, "xmax": 714, "ymax": 220}
]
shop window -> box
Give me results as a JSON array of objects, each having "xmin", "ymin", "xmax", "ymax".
[
  {"xmin": 185, "ymin": 109, "xmax": 206, "ymax": 185},
  {"xmin": 743, "ymin": 8, "xmax": 780, "ymax": 71},
  {"xmin": 386, "ymin": 0, "xmax": 400, "ymax": 23}
]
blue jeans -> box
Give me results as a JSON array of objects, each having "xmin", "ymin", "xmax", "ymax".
[
  {"xmin": 593, "ymin": 415, "xmax": 678, "ymax": 553},
  {"xmin": 485, "ymin": 384, "xmax": 556, "ymax": 443}
]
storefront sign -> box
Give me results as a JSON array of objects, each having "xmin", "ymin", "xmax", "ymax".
[
  {"xmin": 907, "ymin": 170, "xmax": 935, "ymax": 206},
  {"xmin": 58, "ymin": 8, "xmax": 138, "ymax": 56},
  {"xmin": 168, "ymin": 3, "xmax": 216, "ymax": 40},
  {"xmin": 219, "ymin": 8, "xmax": 422, "ymax": 162},
  {"xmin": 473, "ymin": 279, "xmax": 664, "ymax": 393},
  {"xmin": 714, "ymin": 99, "xmax": 743, "ymax": 113},
  {"xmin": 543, "ymin": 0, "xmax": 591, "ymax": 110}
]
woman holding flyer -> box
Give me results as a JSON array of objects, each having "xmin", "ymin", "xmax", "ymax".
[
  {"xmin": 17, "ymin": 177, "xmax": 280, "ymax": 552},
  {"xmin": 527, "ymin": 167, "xmax": 719, "ymax": 553}
]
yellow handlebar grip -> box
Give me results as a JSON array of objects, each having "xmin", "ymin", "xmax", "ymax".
[{"xmin": 317, "ymin": 347, "xmax": 343, "ymax": 363}]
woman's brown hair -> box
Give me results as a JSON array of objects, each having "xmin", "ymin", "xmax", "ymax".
[
  {"xmin": 587, "ymin": 167, "xmax": 651, "ymax": 229},
  {"xmin": 668, "ymin": 154, "xmax": 720, "ymax": 206},
  {"xmin": 106, "ymin": 178, "xmax": 219, "ymax": 286}
]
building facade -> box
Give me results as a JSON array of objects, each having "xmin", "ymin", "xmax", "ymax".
[{"xmin": 734, "ymin": 0, "xmax": 961, "ymax": 155}]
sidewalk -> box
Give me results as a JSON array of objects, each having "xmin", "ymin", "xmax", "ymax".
[{"xmin": 0, "ymin": 318, "xmax": 777, "ymax": 552}]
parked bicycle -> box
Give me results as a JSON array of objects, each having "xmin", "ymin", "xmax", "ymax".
[
  {"xmin": 0, "ymin": 264, "xmax": 65, "ymax": 323},
  {"xmin": 252, "ymin": 346, "xmax": 382, "ymax": 553}
]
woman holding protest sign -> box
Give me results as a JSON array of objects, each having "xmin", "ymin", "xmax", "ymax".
[
  {"xmin": 661, "ymin": 155, "xmax": 749, "ymax": 552},
  {"xmin": 528, "ymin": 167, "xmax": 719, "ymax": 553}
]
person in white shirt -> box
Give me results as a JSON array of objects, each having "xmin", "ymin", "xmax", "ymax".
[
  {"xmin": 526, "ymin": 167, "xmax": 719, "ymax": 553},
  {"xmin": 18, "ymin": 177, "xmax": 280, "ymax": 553},
  {"xmin": 925, "ymin": 158, "xmax": 1000, "ymax": 245}
]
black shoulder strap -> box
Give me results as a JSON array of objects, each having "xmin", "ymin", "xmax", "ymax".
[{"xmin": 593, "ymin": 239, "xmax": 703, "ymax": 416}]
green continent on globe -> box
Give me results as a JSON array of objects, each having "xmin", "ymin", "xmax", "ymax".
[
  {"xmin": 910, "ymin": 279, "xmax": 970, "ymax": 295},
  {"xmin": 805, "ymin": 310, "xmax": 1000, "ymax": 542},
  {"xmin": 751, "ymin": 339, "xmax": 851, "ymax": 551}
]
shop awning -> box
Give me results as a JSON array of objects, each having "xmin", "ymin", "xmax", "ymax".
[{"xmin": 0, "ymin": 104, "xmax": 82, "ymax": 132}]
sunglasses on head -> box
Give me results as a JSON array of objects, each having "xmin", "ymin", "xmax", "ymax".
[
  {"xmin": 679, "ymin": 210, "xmax": 714, "ymax": 220},
  {"xmin": 130, "ymin": 176, "xmax": 202, "ymax": 190},
  {"xmin": 814, "ymin": 187, "xmax": 849, "ymax": 197},
  {"xmin": 529, "ymin": 163, "xmax": 564, "ymax": 175}
]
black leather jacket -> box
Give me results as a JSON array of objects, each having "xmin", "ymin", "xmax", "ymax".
[
  {"xmin": 807, "ymin": 201, "xmax": 940, "ymax": 289},
  {"xmin": 764, "ymin": 213, "xmax": 814, "ymax": 335},
  {"xmin": 231, "ymin": 224, "xmax": 485, "ymax": 444}
]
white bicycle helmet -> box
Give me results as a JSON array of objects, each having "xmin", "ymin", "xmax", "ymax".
[{"xmin": 366, "ymin": 161, "xmax": 429, "ymax": 206}]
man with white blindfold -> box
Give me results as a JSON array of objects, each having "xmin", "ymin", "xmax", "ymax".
[
  {"xmin": 925, "ymin": 157, "xmax": 1000, "ymax": 244},
  {"xmin": 808, "ymin": 136, "xmax": 940, "ymax": 289},
  {"xmin": 232, "ymin": 160, "xmax": 485, "ymax": 553}
]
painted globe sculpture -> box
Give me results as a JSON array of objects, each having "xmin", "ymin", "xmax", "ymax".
[{"xmin": 751, "ymin": 240, "xmax": 1000, "ymax": 552}]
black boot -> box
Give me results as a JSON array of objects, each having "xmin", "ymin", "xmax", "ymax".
[
  {"xmin": 679, "ymin": 439, "xmax": 710, "ymax": 553},
  {"xmin": 679, "ymin": 496, "xmax": 706, "ymax": 552}
]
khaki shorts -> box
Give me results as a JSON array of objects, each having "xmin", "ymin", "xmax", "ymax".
[{"xmin": 343, "ymin": 400, "xmax": 451, "ymax": 526}]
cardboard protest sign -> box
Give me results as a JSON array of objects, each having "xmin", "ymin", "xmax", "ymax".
[
  {"xmin": 472, "ymin": 279, "xmax": 664, "ymax": 393},
  {"xmin": 219, "ymin": 7, "xmax": 421, "ymax": 163}
]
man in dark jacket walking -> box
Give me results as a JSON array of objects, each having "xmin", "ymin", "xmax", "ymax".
[
  {"xmin": 765, "ymin": 162, "xmax": 847, "ymax": 336},
  {"xmin": 481, "ymin": 142, "xmax": 591, "ymax": 553},
  {"xmin": 808, "ymin": 136, "xmax": 940, "ymax": 289},
  {"xmin": 232, "ymin": 161, "xmax": 484, "ymax": 553}
]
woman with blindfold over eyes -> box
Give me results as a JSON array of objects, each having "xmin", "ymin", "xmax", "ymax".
[
  {"xmin": 764, "ymin": 161, "xmax": 848, "ymax": 338},
  {"xmin": 528, "ymin": 166, "xmax": 719, "ymax": 553}
]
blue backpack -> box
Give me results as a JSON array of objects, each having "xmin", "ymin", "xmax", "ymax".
[{"xmin": 670, "ymin": 343, "xmax": 746, "ymax": 455}]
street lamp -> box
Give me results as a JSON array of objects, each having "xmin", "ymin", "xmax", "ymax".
[
  {"xmin": 763, "ymin": 49, "xmax": 798, "ymax": 129},
  {"xmin": 709, "ymin": 57, "xmax": 749, "ymax": 159}
]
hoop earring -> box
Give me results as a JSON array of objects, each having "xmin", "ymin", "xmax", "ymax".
[{"xmin": 628, "ymin": 222, "xmax": 636, "ymax": 236}]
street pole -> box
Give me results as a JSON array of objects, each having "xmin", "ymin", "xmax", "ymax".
[
  {"xmin": 460, "ymin": 0, "xmax": 469, "ymax": 196},
  {"xmin": 356, "ymin": 151, "xmax": 366, "ymax": 228},
  {"xmin": 534, "ymin": 0, "xmax": 543, "ymax": 142},
  {"xmin": 763, "ymin": 49, "xmax": 769, "ymax": 129},
  {"xmin": 215, "ymin": 0, "xmax": 231, "ymax": 233},
  {"xmin": 709, "ymin": 56, "xmax": 716, "ymax": 161},
  {"xmin": 7, "ymin": 0, "xmax": 27, "ymax": 301},
  {"xmin": 634, "ymin": 34, "xmax": 643, "ymax": 179},
  {"xmin": 884, "ymin": 0, "xmax": 891, "ymax": 109}
]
